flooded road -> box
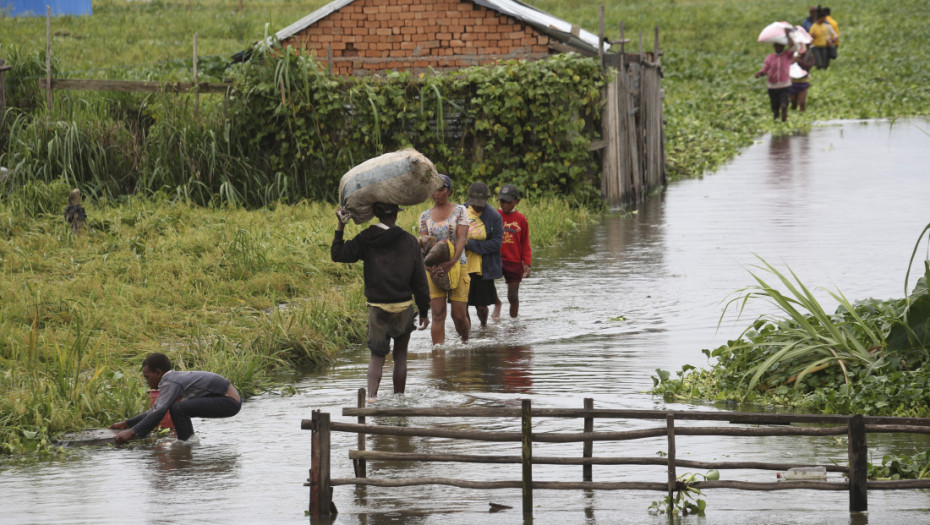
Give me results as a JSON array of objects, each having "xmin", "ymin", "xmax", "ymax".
[{"xmin": 3, "ymin": 118, "xmax": 930, "ymax": 524}]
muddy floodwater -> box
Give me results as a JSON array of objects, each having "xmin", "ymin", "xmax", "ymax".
[{"xmin": 3, "ymin": 118, "xmax": 930, "ymax": 524}]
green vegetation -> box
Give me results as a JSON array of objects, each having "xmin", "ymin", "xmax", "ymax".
[
  {"xmin": 652, "ymin": 225, "xmax": 930, "ymax": 419},
  {"xmin": 0, "ymin": 183, "xmax": 593, "ymax": 454},
  {"xmin": 3, "ymin": 0, "xmax": 930, "ymax": 205},
  {"xmin": 1, "ymin": 0, "xmax": 928, "ymax": 457},
  {"xmin": 649, "ymin": 470, "xmax": 719, "ymax": 517},
  {"xmin": 868, "ymin": 451, "xmax": 930, "ymax": 480}
]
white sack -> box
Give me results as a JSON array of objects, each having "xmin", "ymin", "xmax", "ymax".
[{"xmin": 338, "ymin": 149, "xmax": 442, "ymax": 224}]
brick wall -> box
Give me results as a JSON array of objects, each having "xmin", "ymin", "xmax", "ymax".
[{"xmin": 283, "ymin": 0, "xmax": 552, "ymax": 76}]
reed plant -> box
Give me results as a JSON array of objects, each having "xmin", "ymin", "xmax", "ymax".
[
  {"xmin": 653, "ymin": 225, "xmax": 930, "ymax": 418},
  {"xmin": 722, "ymin": 257, "xmax": 887, "ymax": 390}
]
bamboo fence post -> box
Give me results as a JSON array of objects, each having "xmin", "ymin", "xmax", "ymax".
[
  {"xmin": 45, "ymin": 6, "xmax": 52, "ymax": 112},
  {"xmin": 310, "ymin": 410, "xmax": 334, "ymax": 523},
  {"xmin": 193, "ymin": 33, "xmax": 199, "ymax": 117},
  {"xmin": 521, "ymin": 398, "xmax": 533, "ymax": 520},
  {"xmin": 847, "ymin": 414, "xmax": 868, "ymax": 513},
  {"xmin": 666, "ymin": 414, "xmax": 676, "ymax": 513},
  {"xmin": 356, "ymin": 388, "xmax": 367, "ymax": 478},
  {"xmin": 583, "ymin": 398, "xmax": 593, "ymax": 481}
]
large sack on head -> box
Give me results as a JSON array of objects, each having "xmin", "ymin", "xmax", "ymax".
[{"xmin": 339, "ymin": 149, "xmax": 442, "ymax": 224}]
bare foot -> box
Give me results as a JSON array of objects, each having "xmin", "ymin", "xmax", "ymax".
[
  {"xmin": 491, "ymin": 301, "xmax": 502, "ymax": 321},
  {"xmin": 366, "ymin": 397, "xmax": 377, "ymax": 404}
]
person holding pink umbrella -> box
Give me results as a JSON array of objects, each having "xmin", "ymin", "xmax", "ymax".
[{"xmin": 755, "ymin": 27, "xmax": 795, "ymax": 122}]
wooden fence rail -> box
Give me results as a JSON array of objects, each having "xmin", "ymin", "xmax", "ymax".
[
  {"xmin": 38, "ymin": 78, "xmax": 231, "ymax": 94},
  {"xmin": 303, "ymin": 390, "xmax": 930, "ymax": 522}
]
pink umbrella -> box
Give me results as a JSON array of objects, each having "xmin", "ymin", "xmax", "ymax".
[{"xmin": 758, "ymin": 21, "xmax": 793, "ymax": 45}]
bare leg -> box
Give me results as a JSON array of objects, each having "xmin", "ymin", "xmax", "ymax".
[
  {"xmin": 430, "ymin": 296, "xmax": 446, "ymax": 345},
  {"xmin": 367, "ymin": 352, "xmax": 386, "ymax": 400},
  {"xmin": 492, "ymin": 298, "xmax": 502, "ymax": 321},
  {"xmin": 477, "ymin": 305, "xmax": 489, "ymax": 327},
  {"xmin": 780, "ymin": 102, "xmax": 788, "ymax": 122},
  {"xmin": 392, "ymin": 334, "xmax": 410, "ymax": 393},
  {"xmin": 798, "ymin": 89, "xmax": 808, "ymax": 111},
  {"xmin": 450, "ymin": 300, "xmax": 470, "ymax": 343},
  {"xmin": 790, "ymin": 93, "xmax": 799, "ymax": 111},
  {"xmin": 507, "ymin": 282, "xmax": 520, "ymax": 318}
]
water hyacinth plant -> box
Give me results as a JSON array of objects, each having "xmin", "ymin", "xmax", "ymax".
[{"xmin": 653, "ymin": 224, "xmax": 930, "ymax": 418}]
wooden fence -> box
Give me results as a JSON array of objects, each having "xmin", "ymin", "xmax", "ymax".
[
  {"xmin": 303, "ymin": 390, "xmax": 930, "ymax": 523},
  {"xmin": 595, "ymin": 20, "xmax": 667, "ymax": 209}
]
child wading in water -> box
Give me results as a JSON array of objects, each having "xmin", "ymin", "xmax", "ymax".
[
  {"xmin": 492, "ymin": 184, "xmax": 531, "ymax": 320},
  {"xmin": 755, "ymin": 28, "xmax": 795, "ymax": 122}
]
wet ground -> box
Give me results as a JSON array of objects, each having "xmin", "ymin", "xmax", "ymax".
[{"xmin": 2, "ymin": 117, "xmax": 930, "ymax": 524}]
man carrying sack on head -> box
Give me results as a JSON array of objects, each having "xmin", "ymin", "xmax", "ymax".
[{"xmin": 331, "ymin": 202, "xmax": 430, "ymax": 402}]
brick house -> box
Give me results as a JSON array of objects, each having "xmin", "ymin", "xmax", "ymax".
[{"xmin": 275, "ymin": 0, "xmax": 603, "ymax": 76}]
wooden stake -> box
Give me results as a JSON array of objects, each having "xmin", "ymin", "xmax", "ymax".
[
  {"xmin": 46, "ymin": 6, "xmax": 52, "ymax": 112},
  {"xmin": 310, "ymin": 410, "xmax": 333, "ymax": 523},
  {"xmin": 597, "ymin": 6, "xmax": 604, "ymax": 68},
  {"xmin": 583, "ymin": 398, "xmax": 593, "ymax": 481},
  {"xmin": 666, "ymin": 414, "xmax": 676, "ymax": 513},
  {"xmin": 847, "ymin": 414, "xmax": 868, "ymax": 513},
  {"xmin": 654, "ymin": 25, "xmax": 660, "ymax": 64},
  {"xmin": 619, "ymin": 21, "xmax": 625, "ymax": 56},
  {"xmin": 0, "ymin": 59, "xmax": 8, "ymax": 116},
  {"xmin": 521, "ymin": 398, "xmax": 533, "ymax": 520},
  {"xmin": 193, "ymin": 33, "xmax": 199, "ymax": 117},
  {"xmin": 356, "ymin": 388, "xmax": 367, "ymax": 478}
]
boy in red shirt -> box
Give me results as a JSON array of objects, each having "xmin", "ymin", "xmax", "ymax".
[{"xmin": 492, "ymin": 184, "xmax": 531, "ymax": 319}]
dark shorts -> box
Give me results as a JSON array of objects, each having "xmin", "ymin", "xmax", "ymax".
[
  {"xmin": 467, "ymin": 273, "xmax": 499, "ymax": 307},
  {"xmin": 367, "ymin": 305, "xmax": 416, "ymax": 356},
  {"xmin": 502, "ymin": 260, "xmax": 524, "ymax": 284},
  {"xmin": 789, "ymin": 82, "xmax": 810, "ymax": 95},
  {"xmin": 812, "ymin": 46, "xmax": 830, "ymax": 69},
  {"xmin": 768, "ymin": 87, "xmax": 790, "ymax": 112}
]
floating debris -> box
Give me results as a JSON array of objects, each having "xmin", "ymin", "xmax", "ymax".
[
  {"xmin": 56, "ymin": 428, "xmax": 118, "ymax": 447},
  {"xmin": 489, "ymin": 502, "xmax": 513, "ymax": 512}
]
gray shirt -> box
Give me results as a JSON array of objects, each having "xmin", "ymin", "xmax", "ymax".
[{"xmin": 126, "ymin": 370, "xmax": 231, "ymax": 437}]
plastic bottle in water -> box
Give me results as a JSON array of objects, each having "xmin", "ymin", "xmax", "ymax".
[{"xmin": 776, "ymin": 466, "xmax": 827, "ymax": 480}]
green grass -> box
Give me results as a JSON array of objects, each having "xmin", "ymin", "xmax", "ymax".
[{"xmin": 0, "ymin": 188, "xmax": 593, "ymax": 454}]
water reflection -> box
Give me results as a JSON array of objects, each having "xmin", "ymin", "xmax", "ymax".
[{"xmin": 430, "ymin": 344, "xmax": 533, "ymax": 394}]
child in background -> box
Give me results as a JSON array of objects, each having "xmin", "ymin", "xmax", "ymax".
[{"xmin": 492, "ymin": 184, "xmax": 531, "ymax": 320}]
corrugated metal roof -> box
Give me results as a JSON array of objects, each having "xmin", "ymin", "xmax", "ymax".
[{"xmin": 274, "ymin": 0, "xmax": 603, "ymax": 54}]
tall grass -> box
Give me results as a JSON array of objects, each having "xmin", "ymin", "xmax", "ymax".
[
  {"xmin": 721, "ymin": 256, "xmax": 887, "ymax": 390},
  {"xmin": 0, "ymin": 190, "xmax": 593, "ymax": 454}
]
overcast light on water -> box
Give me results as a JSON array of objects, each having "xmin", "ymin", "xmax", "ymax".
[{"xmin": 2, "ymin": 117, "xmax": 929, "ymax": 524}]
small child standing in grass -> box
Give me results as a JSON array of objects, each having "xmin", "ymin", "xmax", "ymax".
[{"xmin": 492, "ymin": 184, "xmax": 531, "ymax": 320}]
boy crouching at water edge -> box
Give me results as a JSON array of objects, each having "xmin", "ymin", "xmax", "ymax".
[
  {"xmin": 110, "ymin": 353, "xmax": 242, "ymax": 444},
  {"xmin": 331, "ymin": 203, "xmax": 430, "ymax": 403},
  {"xmin": 493, "ymin": 184, "xmax": 531, "ymax": 320}
]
